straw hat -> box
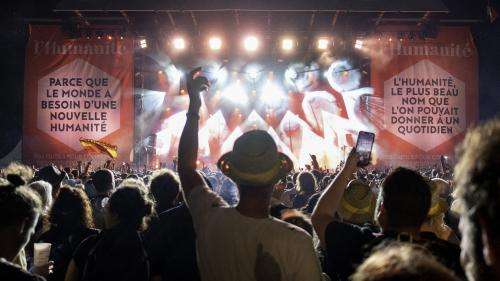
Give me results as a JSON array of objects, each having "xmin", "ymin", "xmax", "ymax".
[
  {"xmin": 217, "ymin": 130, "xmax": 293, "ymax": 186},
  {"xmin": 338, "ymin": 179, "xmax": 375, "ymax": 224}
]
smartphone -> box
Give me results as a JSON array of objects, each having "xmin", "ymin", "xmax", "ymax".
[
  {"xmin": 355, "ymin": 131, "xmax": 375, "ymax": 167},
  {"xmin": 440, "ymin": 155, "xmax": 449, "ymax": 172}
]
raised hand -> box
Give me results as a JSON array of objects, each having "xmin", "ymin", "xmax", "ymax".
[
  {"xmin": 343, "ymin": 148, "xmax": 361, "ymax": 174},
  {"xmin": 310, "ymin": 154, "xmax": 320, "ymax": 170},
  {"xmin": 178, "ymin": 68, "xmax": 208, "ymax": 195},
  {"xmin": 186, "ymin": 67, "xmax": 210, "ymax": 112}
]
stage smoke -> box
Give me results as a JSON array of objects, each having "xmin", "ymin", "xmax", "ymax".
[
  {"xmin": 261, "ymin": 80, "xmax": 286, "ymax": 107},
  {"xmin": 222, "ymin": 81, "xmax": 248, "ymax": 105}
]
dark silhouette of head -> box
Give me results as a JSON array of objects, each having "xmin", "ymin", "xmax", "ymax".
[
  {"xmin": 375, "ymin": 167, "xmax": 431, "ymax": 232},
  {"xmin": 49, "ymin": 186, "xmax": 94, "ymax": 230},
  {"xmin": 106, "ymin": 179, "xmax": 154, "ymax": 230},
  {"xmin": 0, "ymin": 174, "xmax": 41, "ymax": 261},
  {"xmin": 36, "ymin": 165, "xmax": 66, "ymax": 197},
  {"xmin": 92, "ymin": 169, "xmax": 115, "ymax": 194},
  {"xmin": 149, "ymin": 169, "xmax": 180, "ymax": 213},
  {"xmin": 296, "ymin": 171, "xmax": 317, "ymax": 195},
  {"xmin": 453, "ymin": 118, "xmax": 500, "ymax": 281}
]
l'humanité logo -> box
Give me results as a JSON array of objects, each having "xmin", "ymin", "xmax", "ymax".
[
  {"xmin": 385, "ymin": 41, "xmax": 474, "ymax": 58},
  {"xmin": 33, "ymin": 40, "xmax": 127, "ymax": 55},
  {"xmin": 37, "ymin": 58, "xmax": 122, "ymax": 151}
]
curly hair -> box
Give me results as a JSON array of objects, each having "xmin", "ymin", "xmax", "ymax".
[
  {"xmin": 49, "ymin": 186, "xmax": 94, "ymax": 229},
  {"xmin": 3, "ymin": 163, "xmax": 34, "ymax": 184},
  {"xmin": 453, "ymin": 118, "xmax": 500, "ymax": 281},
  {"xmin": 109, "ymin": 179, "xmax": 154, "ymax": 230},
  {"xmin": 351, "ymin": 243, "xmax": 459, "ymax": 281},
  {"xmin": 149, "ymin": 169, "xmax": 180, "ymax": 213}
]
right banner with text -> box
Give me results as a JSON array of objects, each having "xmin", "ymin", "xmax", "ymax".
[{"xmin": 371, "ymin": 26, "xmax": 478, "ymax": 166}]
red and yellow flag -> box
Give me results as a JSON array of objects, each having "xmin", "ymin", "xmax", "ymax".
[{"xmin": 79, "ymin": 138, "xmax": 118, "ymax": 159}]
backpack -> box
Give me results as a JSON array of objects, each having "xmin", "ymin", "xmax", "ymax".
[{"xmin": 81, "ymin": 230, "xmax": 150, "ymax": 281}]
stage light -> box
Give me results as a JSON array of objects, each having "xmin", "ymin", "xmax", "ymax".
[
  {"xmin": 211, "ymin": 66, "xmax": 228, "ymax": 84},
  {"xmin": 216, "ymin": 68, "xmax": 228, "ymax": 84},
  {"xmin": 140, "ymin": 90, "xmax": 167, "ymax": 112},
  {"xmin": 282, "ymin": 38, "xmax": 294, "ymax": 51},
  {"xmin": 172, "ymin": 37, "xmax": 186, "ymax": 50},
  {"xmin": 354, "ymin": 39, "xmax": 364, "ymax": 49},
  {"xmin": 317, "ymin": 38, "xmax": 330, "ymax": 50},
  {"xmin": 285, "ymin": 67, "xmax": 298, "ymax": 82},
  {"xmin": 261, "ymin": 80, "xmax": 286, "ymax": 106},
  {"xmin": 205, "ymin": 63, "xmax": 228, "ymax": 84},
  {"xmin": 208, "ymin": 37, "xmax": 222, "ymax": 50},
  {"xmin": 248, "ymin": 68, "xmax": 259, "ymax": 79},
  {"xmin": 243, "ymin": 36, "xmax": 259, "ymax": 52},
  {"xmin": 139, "ymin": 38, "xmax": 147, "ymax": 49},
  {"xmin": 166, "ymin": 65, "xmax": 183, "ymax": 84},
  {"xmin": 284, "ymin": 62, "xmax": 320, "ymax": 91},
  {"xmin": 245, "ymin": 65, "xmax": 262, "ymax": 81},
  {"xmin": 222, "ymin": 81, "xmax": 248, "ymax": 105}
]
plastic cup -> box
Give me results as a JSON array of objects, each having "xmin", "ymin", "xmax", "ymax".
[{"xmin": 33, "ymin": 243, "xmax": 51, "ymax": 266}]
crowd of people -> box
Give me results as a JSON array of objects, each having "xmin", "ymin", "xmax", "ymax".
[{"xmin": 0, "ymin": 69, "xmax": 499, "ymax": 281}]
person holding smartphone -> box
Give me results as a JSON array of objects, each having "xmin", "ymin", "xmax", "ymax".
[{"xmin": 311, "ymin": 136, "xmax": 463, "ymax": 280}]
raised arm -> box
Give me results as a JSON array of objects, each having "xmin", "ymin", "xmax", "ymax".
[
  {"xmin": 178, "ymin": 68, "xmax": 210, "ymax": 196},
  {"xmin": 311, "ymin": 150, "xmax": 359, "ymax": 246}
]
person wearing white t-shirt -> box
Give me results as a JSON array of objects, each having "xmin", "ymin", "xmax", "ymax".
[{"xmin": 177, "ymin": 68, "xmax": 323, "ymax": 281}]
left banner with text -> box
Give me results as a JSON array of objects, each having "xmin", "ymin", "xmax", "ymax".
[{"xmin": 23, "ymin": 25, "xmax": 134, "ymax": 166}]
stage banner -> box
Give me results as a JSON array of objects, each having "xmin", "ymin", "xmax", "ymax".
[
  {"xmin": 23, "ymin": 25, "xmax": 134, "ymax": 166},
  {"xmin": 371, "ymin": 26, "xmax": 478, "ymax": 166}
]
